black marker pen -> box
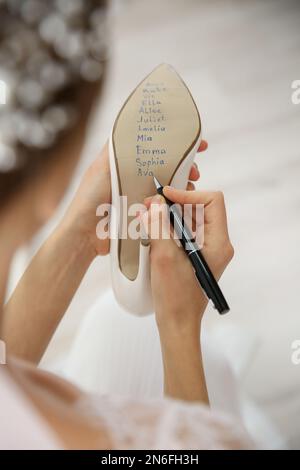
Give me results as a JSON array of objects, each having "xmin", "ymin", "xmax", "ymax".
[{"xmin": 153, "ymin": 176, "xmax": 230, "ymax": 315}]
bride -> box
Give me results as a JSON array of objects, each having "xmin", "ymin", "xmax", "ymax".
[{"xmin": 0, "ymin": 0, "xmax": 252, "ymax": 449}]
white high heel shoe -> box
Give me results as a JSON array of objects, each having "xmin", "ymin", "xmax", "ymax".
[{"xmin": 109, "ymin": 64, "xmax": 201, "ymax": 316}]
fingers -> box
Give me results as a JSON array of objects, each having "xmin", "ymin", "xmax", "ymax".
[
  {"xmin": 189, "ymin": 138, "xmax": 207, "ymax": 179},
  {"xmin": 189, "ymin": 162, "xmax": 200, "ymax": 181},
  {"xmin": 163, "ymin": 188, "xmax": 234, "ymax": 273},
  {"xmin": 142, "ymin": 186, "xmax": 233, "ymax": 285},
  {"xmin": 162, "ymin": 187, "xmax": 230, "ymax": 242},
  {"xmin": 198, "ymin": 140, "xmax": 208, "ymax": 152},
  {"xmin": 163, "ymin": 186, "xmax": 215, "ymax": 205},
  {"xmin": 187, "ymin": 181, "xmax": 195, "ymax": 191},
  {"xmin": 189, "ymin": 138, "xmax": 208, "ymax": 180},
  {"xmin": 144, "ymin": 180, "xmax": 194, "ymax": 210}
]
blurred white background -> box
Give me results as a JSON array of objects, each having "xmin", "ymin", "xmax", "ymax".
[{"xmin": 8, "ymin": 0, "xmax": 300, "ymax": 448}]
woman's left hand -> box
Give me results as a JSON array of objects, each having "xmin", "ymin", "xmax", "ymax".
[{"xmin": 62, "ymin": 142, "xmax": 111, "ymax": 257}]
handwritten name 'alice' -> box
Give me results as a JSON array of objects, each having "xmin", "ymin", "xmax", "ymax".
[{"xmin": 139, "ymin": 106, "xmax": 161, "ymax": 114}]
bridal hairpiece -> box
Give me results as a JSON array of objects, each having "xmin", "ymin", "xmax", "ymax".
[{"xmin": 0, "ymin": 0, "xmax": 108, "ymax": 171}]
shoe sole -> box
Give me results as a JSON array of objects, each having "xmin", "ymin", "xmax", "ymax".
[{"xmin": 112, "ymin": 63, "xmax": 201, "ymax": 281}]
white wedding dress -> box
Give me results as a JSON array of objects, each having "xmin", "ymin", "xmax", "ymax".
[
  {"xmin": 0, "ymin": 368, "xmax": 253, "ymax": 450},
  {"xmin": 77, "ymin": 394, "xmax": 254, "ymax": 450},
  {"xmin": 59, "ymin": 289, "xmax": 284, "ymax": 449}
]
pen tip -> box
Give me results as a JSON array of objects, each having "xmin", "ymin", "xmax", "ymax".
[{"xmin": 153, "ymin": 175, "xmax": 162, "ymax": 190}]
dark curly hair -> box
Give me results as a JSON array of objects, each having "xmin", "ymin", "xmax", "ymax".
[{"xmin": 0, "ymin": 0, "xmax": 108, "ymax": 208}]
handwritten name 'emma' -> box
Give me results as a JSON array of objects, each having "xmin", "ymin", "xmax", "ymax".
[{"xmin": 136, "ymin": 145, "xmax": 166, "ymax": 156}]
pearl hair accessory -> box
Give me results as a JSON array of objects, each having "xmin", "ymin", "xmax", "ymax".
[{"xmin": 0, "ymin": 0, "xmax": 108, "ymax": 172}]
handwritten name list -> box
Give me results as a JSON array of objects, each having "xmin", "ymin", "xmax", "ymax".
[{"xmin": 135, "ymin": 82, "xmax": 167, "ymax": 177}]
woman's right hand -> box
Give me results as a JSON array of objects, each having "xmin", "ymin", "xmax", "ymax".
[
  {"xmin": 144, "ymin": 188, "xmax": 234, "ymax": 334},
  {"xmin": 142, "ymin": 188, "xmax": 234, "ymax": 402}
]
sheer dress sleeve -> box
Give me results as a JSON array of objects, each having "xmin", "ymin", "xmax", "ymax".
[{"xmin": 76, "ymin": 394, "xmax": 255, "ymax": 450}]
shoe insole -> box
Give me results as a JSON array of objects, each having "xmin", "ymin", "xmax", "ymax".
[{"xmin": 112, "ymin": 63, "xmax": 201, "ymax": 281}]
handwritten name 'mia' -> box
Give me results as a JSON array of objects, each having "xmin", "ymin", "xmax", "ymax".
[{"xmin": 291, "ymin": 80, "xmax": 300, "ymax": 105}]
